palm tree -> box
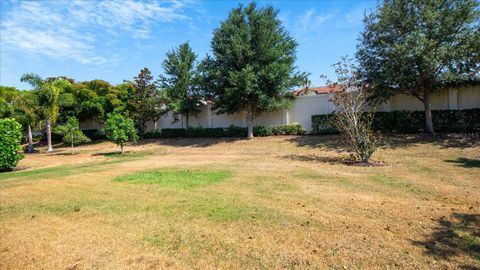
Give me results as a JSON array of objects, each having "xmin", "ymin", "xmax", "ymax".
[
  {"xmin": 21, "ymin": 74, "xmax": 70, "ymax": 152},
  {"xmin": 12, "ymin": 91, "xmax": 41, "ymax": 153}
]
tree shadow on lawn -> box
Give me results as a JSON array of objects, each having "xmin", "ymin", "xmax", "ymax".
[
  {"xmin": 281, "ymin": 154, "xmax": 347, "ymax": 164},
  {"xmin": 287, "ymin": 133, "xmax": 480, "ymax": 151},
  {"xmin": 412, "ymin": 213, "xmax": 480, "ymax": 269},
  {"xmin": 445, "ymin": 158, "xmax": 480, "ymax": 168},
  {"xmin": 136, "ymin": 137, "xmax": 247, "ymax": 148},
  {"xmin": 286, "ymin": 135, "xmax": 346, "ymax": 151}
]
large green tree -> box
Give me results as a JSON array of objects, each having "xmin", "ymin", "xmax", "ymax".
[
  {"xmin": 21, "ymin": 73, "xmax": 71, "ymax": 152},
  {"xmin": 130, "ymin": 68, "xmax": 165, "ymax": 134},
  {"xmin": 159, "ymin": 42, "xmax": 203, "ymax": 128},
  {"xmin": 203, "ymin": 3, "xmax": 305, "ymax": 138},
  {"xmin": 357, "ymin": 0, "xmax": 480, "ymax": 134}
]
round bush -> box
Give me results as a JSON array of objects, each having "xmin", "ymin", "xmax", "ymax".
[{"xmin": 0, "ymin": 118, "xmax": 24, "ymax": 171}]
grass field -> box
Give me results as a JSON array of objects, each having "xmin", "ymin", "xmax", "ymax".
[{"xmin": 0, "ymin": 135, "xmax": 479, "ymax": 269}]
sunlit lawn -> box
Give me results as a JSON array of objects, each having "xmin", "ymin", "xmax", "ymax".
[{"xmin": 0, "ymin": 135, "xmax": 478, "ymax": 269}]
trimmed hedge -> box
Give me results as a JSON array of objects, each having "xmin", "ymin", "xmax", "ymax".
[
  {"xmin": 311, "ymin": 109, "xmax": 480, "ymax": 134},
  {"xmin": 253, "ymin": 123, "xmax": 306, "ymax": 137},
  {"xmin": 142, "ymin": 123, "xmax": 306, "ymax": 138}
]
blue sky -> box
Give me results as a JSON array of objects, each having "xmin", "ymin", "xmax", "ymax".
[{"xmin": 0, "ymin": 0, "xmax": 377, "ymax": 90}]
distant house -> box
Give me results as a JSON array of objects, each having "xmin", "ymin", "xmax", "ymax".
[{"xmin": 293, "ymin": 85, "xmax": 343, "ymax": 96}]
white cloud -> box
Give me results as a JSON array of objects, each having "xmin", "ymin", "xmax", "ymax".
[
  {"xmin": 296, "ymin": 9, "xmax": 334, "ymax": 35},
  {"xmin": 0, "ymin": 0, "xmax": 192, "ymax": 65}
]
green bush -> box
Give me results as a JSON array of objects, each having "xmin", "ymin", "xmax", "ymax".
[
  {"xmin": 103, "ymin": 112, "xmax": 138, "ymax": 153},
  {"xmin": 312, "ymin": 109, "xmax": 480, "ymax": 134},
  {"xmin": 141, "ymin": 123, "xmax": 306, "ymax": 138},
  {"xmin": 225, "ymin": 125, "xmax": 247, "ymax": 137},
  {"xmin": 161, "ymin": 128, "xmax": 186, "ymax": 138},
  {"xmin": 0, "ymin": 118, "xmax": 24, "ymax": 171},
  {"xmin": 200, "ymin": 128, "xmax": 226, "ymax": 138},
  {"xmin": 143, "ymin": 130, "xmax": 162, "ymax": 139},
  {"xmin": 274, "ymin": 123, "xmax": 306, "ymax": 135},
  {"xmin": 311, "ymin": 115, "xmax": 340, "ymax": 134},
  {"xmin": 253, "ymin": 126, "xmax": 273, "ymax": 136}
]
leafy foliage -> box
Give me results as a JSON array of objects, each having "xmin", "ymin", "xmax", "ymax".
[
  {"xmin": 0, "ymin": 118, "xmax": 24, "ymax": 171},
  {"xmin": 202, "ymin": 3, "xmax": 305, "ymax": 137},
  {"xmin": 357, "ymin": 0, "xmax": 480, "ymax": 133},
  {"xmin": 21, "ymin": 73, "xmax": 72, "ymax": 151},
  {"xmin": 130, "ymin": 68, "xmax": 165, "ymax": 134},
  {"xmin": 159, "ymin": 42, "xmax": 203, "ymax": 127},
  {"xmin": 103, "ymin": 112, "xmax": 138, "ymax": 153},
  {"xmin": 312, "ymin": 109, "xmax": 480, "ymax": 134},
  {"xmin": 142, "ymin": 123, "xmax": 305, "ymax": 138},
  {"xmin": 55, "ymin": 117, "xmax": 91, "ymax": 154}
]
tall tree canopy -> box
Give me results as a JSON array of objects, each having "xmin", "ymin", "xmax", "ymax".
[
  {"xmin": 159, "ymin": 42, "xmax": 203, "ymax": 127},
  {"xmin": 130, "ymin": 68, "xmax": 165, "ymax": 134},
  {"xmin": 357, "ymin": 0, "xmax": 480, "ymax": 134},
  {"xmin": 203, "ymin": 3, "xmax": 305, "ymax": 138}
]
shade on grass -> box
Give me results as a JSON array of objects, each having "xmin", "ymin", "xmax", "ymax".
[{"xmin": 114, "ymin": 169, "xmax": 231, "ymax": 189}]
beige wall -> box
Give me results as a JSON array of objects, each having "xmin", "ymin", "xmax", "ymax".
[
  {"xmin": 81, "ymin": 85, "xmax": 480, "ymax": 133},
  {"xmin": 378, "ymin": 86, "xmax": 480, "ymax": 112}
]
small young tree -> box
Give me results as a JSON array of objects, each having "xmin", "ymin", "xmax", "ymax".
[
  {"xmin": 55, "ymin": 117, "xmax": 91, "ymax": 155},
  {"xmin": 103, "ymin": 112, "xmax": 138, "ymax": 154},
  {"xmin": 327, "ymin": 58, "xmax": 379, "ymax": 163},
  {"xmin": 0, "ymin": 118, "xmax": 24, "ymax": 171}
]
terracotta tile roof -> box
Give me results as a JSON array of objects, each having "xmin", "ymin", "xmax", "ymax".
[{"xmin": 293, "ymin": 85, "xmax": 344, "ymax": 96}]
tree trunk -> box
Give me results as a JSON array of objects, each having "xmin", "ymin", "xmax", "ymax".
[
  {"xmin": 71, "ymin": 133, "xmax": 74, "ymax": 155},
  {"xmin": 26, "ymin": 124, "xmax": 34, "ymax": 153},
  {"xmin": 246, "ymin": 106, "xmax": 254, "ymax": 139},
  {"xmin": 121, "ymin": 143, "xmax": 124, "ymax": 154},
  {"xmin": 185, "ymin": 114, "xmax": 190, "ymax": 128},
  {"xmin": 46, "ymin": 120, "xmax": 53, "ymax": 152},
  {"xmin": 423, "ymin": 87, "xmax": 435, "ymax": 135}
]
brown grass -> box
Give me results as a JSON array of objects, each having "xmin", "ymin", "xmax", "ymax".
[{"xmin": 1, "ymin": 135, "xmax": 479, "ymax": 269}]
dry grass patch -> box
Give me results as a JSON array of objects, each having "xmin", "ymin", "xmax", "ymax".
[{"xmin": 0, "ymin": 135, "xmax": 479, "ymax": 269}]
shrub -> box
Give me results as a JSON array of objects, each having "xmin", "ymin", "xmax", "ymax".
[
  {"xmin": 312, "ymin": 109, "xmax": 480, "ymax": 134},
  {"xmin": 54, "ymin": 117, "xmax": 91, "ymax": 154},
  {"xmin": 311, "ymin": 115, "xmax": 340, "ymax": 134},
  {"xmin": 225, "ymin": 125, "xmax": 247, "ymax": 137},
  {"xmin": 0, "ymin": 118, "xmax": 24, "ymax": 171},
  {"xmin": 200, "ymin": 128, "xmax": 225, "ymax": 138},
  {"xmin": 143, "ymin": 130, "xmax": 162, "ymax": 139},
  {"xmin": 142, "ymin": 124, "xmax": 306, "ymax": 138},
  {"xmin": 103, "ymin": 112, "xmax": 138, "ymax": 153},
  {"xmin": 253, "ymin": 126, "xmax": 273, "ymax": 137},
  {"xmin": 274, "ymin": 123, "xmax": 306, "ymax": 135},
  {"xmin": 161, "ymin": 128, "xmax": 186, "ymax": 138}
]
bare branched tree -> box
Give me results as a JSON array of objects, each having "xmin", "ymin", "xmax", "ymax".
[{"xmin": 325, "ymin": 57, "xmax": 380, "ymax": 163}]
